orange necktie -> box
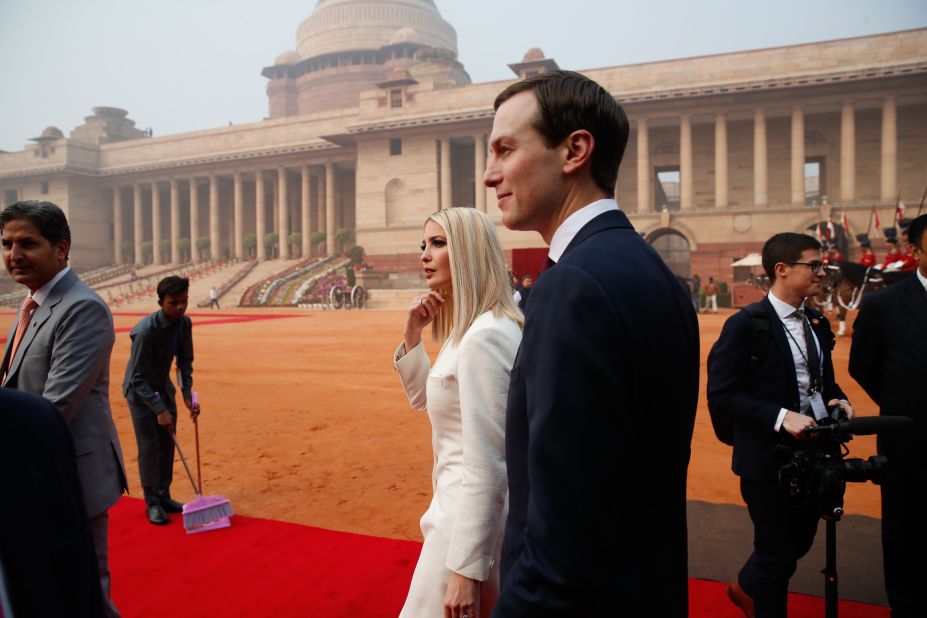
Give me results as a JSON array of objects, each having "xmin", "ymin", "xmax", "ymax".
[{"xmin": 2, "ymin": 297, "xmax": 39, "ymax": 386}]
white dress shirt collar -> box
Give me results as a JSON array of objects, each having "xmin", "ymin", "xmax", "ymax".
[
  {"xmin": 547, "ymin": 198, "xmax": 619, "ymax": 263},
  {"xmin": 917, "ymin": 268, "xmax": 927, "ymax": 295},
  {"xmin": 30, "ymin": 266, "xmax": 70, "ymax": 306},
  {"xmin": 767, "ymin": 289, "xmax": 802, "ymax": 320}
]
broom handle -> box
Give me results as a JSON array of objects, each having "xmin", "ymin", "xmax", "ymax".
[
  {"xmin": 195, "ymin": 417, "xmax": 203, "ymax": 495},
  {"xmin": 169, "ymin": 429, "xmax": 201, "ymax": 497}
]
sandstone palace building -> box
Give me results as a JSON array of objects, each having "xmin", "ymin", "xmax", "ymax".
[{"xmin": 1, "ymin": 0, "xmax": 925, "ymax": 287}]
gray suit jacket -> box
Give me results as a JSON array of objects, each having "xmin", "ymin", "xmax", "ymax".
[{"xmin": 2, "ymin": 269, "xmax": 126, "ymax": 517}]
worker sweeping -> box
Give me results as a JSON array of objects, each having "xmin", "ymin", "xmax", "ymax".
[{"xmin": 122, "ymin": 275, "xmax": 199, "ymax": 526}]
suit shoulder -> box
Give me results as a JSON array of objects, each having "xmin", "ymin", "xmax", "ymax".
[{"xmin": 719, "ymin": 308, "xmax": 754, "ymax": 337}]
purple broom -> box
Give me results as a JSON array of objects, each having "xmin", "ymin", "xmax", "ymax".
[{"xmin": 169, "ymin": 392, "xmax": 233, "ymax": 534}]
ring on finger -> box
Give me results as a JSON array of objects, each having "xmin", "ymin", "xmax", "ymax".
[{"xmin": 419, "ymin": 298, "xmax": 425, "ymax": 306}]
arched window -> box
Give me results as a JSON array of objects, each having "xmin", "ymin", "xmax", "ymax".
[
  {"xmin": 385, "ymin": 178, "xmax": 406, "ymax": 227},
  {"xmin": 647, "ymin": 228, "xmax": 691, "ymax": 279}
]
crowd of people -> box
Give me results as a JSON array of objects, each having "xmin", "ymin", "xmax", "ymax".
[{"xmin": 1, "ymin": 70, "xmax": 924, "ymax": 618}]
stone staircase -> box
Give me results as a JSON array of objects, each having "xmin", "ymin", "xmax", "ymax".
[
  {"xmin": 105, "ymin": 261, "xmax": 245, "ymax": 311},
  {"xmin": 227, "ymin": 259, "xmax": 300, "ymax": 306}
]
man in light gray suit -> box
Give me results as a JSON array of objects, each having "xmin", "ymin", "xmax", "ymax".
[{"xmin": 1, "ymin": 200, "xmax": 127, "ymax": 618}]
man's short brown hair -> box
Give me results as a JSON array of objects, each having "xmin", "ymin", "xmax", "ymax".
[{"xmin": 494, "ymin": 70, "xmax": 629, "ymax": 196}]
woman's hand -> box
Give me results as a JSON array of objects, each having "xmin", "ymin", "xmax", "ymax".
[
  {"xmin": 444, "ymin": 572, "xmax": 479, "ymax": 618},
  {"xmin": 404, "ymin": 291, "xmax": 446, "ymax": 351}
]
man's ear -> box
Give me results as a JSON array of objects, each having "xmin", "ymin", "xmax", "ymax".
[
  {"xmin": 562, "ymin": 130, "xmax": 595, "ymax": 177},
  {"xmin": 55, "ymin": 240, "xmax": 70, "ymax": 263},
  {"xmin": 774, "ymin": 261, "xmax": 789, "ymax": 281}
]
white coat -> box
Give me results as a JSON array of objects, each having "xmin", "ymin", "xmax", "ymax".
[{"xmin": 394, "ymin": 311, "xmax": 521, "ymax": 617}]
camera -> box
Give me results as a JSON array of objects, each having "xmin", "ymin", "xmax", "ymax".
[{"xmin": 777, "ymin": 414, "xmax": 888, "ymax": 520}]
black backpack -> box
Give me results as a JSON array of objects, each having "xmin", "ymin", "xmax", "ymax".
[{"xmin": 709, "ymin": 302, "xmax": 771, "ymax": 446}]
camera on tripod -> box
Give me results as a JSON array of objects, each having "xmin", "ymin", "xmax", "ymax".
[
  {"xmin": 777, "ymin": 414, "xmax": 888, "ymax": 520},
  {"xmin": 775, "ymin": 413, "xmax": 912, "ymax": 616}
]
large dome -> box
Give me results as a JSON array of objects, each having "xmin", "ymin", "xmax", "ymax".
[{"xmin": 297, "ymin": 0, "xmax": 457, "ymax": 60}]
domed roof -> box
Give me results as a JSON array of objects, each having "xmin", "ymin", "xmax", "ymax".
[
  {"xmin": 297, "ymin": 0, "xmax": 457, "ymax": 60},
  {"xmin": 523, "ymin": 48, "xmax": 546, "ymax": 62},
  {"xmin": 388, "ymin": 26, "xmax": 425, "ymax": 46},
  {"xmin": 40, "ymin": 126, "xmax": 65, "ymax": 139},
  {"xmin": 275, "ymin": 49, "xmax": 302, "ymax": 65}
]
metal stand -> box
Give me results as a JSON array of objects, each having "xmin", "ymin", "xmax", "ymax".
[{"xmin": 822, "ymin": 518, "xmax": 838, "ymax": 618}]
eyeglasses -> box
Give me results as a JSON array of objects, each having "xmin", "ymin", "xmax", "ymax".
[{"xmin": 787, "ymin": 261, "xmax": 824, "ymax": 274}]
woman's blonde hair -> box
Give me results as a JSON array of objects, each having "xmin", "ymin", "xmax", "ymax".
[{"xmin": 427, "ymin": 207, "xmax": 524, "ymax": 343}]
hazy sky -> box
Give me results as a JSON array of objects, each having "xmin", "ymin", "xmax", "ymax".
[{"xmin": 1, "ymin": 0, "xmax": 925, "ymax": 152}]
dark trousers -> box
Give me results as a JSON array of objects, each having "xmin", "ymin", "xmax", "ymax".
[
  {"xmin": 739, "ymin": 478, "xmax": 820, "ymax": 618},
  {"xmin": 882, "ymin": 465, "xmax": 927, "ymax": 618},
  {"xmin": 209, "ymin": 298, "xmax": 220, "ymax": 309},
  {"xmin": 91, "ymin": 511, "xmax": 120, "ymax": 618},
  {"xmin": 127, "ymin": 400, "xmax": 177, "ymax": 507}
]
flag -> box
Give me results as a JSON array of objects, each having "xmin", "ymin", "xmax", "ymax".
[
  {"xmin": 872, "ymin": 207, "xmax": 883, "ymax": 238},
  {"xmin": 842, "ymin": 210, "xmax": 850, "ymax": 238},
  {"xmin": 826, "ymin": 215, "xmax": 835, "ymax": 240},
  {"xmin": 896, "ymin": 199, "xmax": 906, "ymax": 224}
]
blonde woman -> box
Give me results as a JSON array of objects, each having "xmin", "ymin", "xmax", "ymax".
[{"xmin": 394, "ymin": 207, "xmax": 523, "ymax": 618}]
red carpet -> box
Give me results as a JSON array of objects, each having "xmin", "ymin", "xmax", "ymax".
[{"xmin": 109, "ymin": 497, "xmax": 889, "ymax": 617}]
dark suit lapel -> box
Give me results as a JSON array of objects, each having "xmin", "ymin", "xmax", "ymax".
[
  {"xmin": 5, "ymin": 270, "xmax": 75, "ymax": 380},
  {"xmin": 560, "ymin": 209, "xmax": 633, "ymax": 260},
  {"xmin": 902, "ymin": 275, "xmax": 927, "ymax": 339}
]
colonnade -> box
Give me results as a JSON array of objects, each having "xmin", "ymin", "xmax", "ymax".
[
  {"xmin": 634, "ymin": 97, "xmax": 899, "ymax": 212},
  {"xmin": 112, "ymin": 162, "xmax": 340, "ymax": 265},
  {"xmin": 436, "ymin": 135, "xmax": 492, "ymax": 212}
]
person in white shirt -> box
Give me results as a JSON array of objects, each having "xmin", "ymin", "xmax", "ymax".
[
  {"xmin": 393, "ymin": 207, "xmax": 523, "ymax": 618},
  {"xmin": 708, "ymin": 232, "xmax": 854, "ymax": 617}
]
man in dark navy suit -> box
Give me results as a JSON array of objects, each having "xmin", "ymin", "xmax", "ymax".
[
  {"xmin": 484, "ymin": 70, "xmax": 699, "ymax": 616},
  {"xmin": 850, "ymin": 214, "xmax": 927, "ymax": 618},
  {"xmin": 0, "ymin": 388, "xmax": 105, "ymax": 617},
  {"xmin": 708, "ymin": 232, "xmax": 854, "ymax": 618}
]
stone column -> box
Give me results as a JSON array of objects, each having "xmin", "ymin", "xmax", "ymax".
[
  {"xmin": 325, "ymin": 162, "xmax": 336, "ymax": 255},
  {"xmin": 636, "ymin": 118, "xmax": 651, "ymax": 213},
  {"xmin": 715, "ymin": 114, "xmax": 728, "ymax": 209},
  {"xmin": 791, "ymin": 105, "xmax": 805, "ymax": 206},
  {"xmin": 474, "ymin": 135, "xmax": 487, "ymax": 212},
  {"xmin": 151, "ymin": 182, "xmax": 162, "ymax": 266},
  {"xmin": 301, "ymin": 165, "xmax": 311, "ymax": 257},
  {"xmin": 754, "ymin": 108, "xmax": 768, "ymax": 207},
  {"xmin": 440, "ymin": 138, "xmax": 452, "ymax": 209},
  {"xmin": 256, "ymin": 172, "xmax": 266, "ymax": 261},
  {"xmin": 277, "ymin": 167, "xmax": 289, "ymax": 260},
  {"xmin": 209, "ymin": 174, "xmax": 220, "ymax": 261},
  {"xmin": 881, "ymin": 96, "xmax": 897, "ymax": 205},
  {"xmin": 680, "ymin": 115, "xmax": 693, "ymax": 211},
  {"xmin": 316, "ymin": 168, "xmax": 325, "ymax": 236},
  {"xmin": 190, "ymin": 178, "xmax": 200, "ymax": 262},
  {"xmin": 113, "ymin": 188, "xmax": 123, "ymax": 265},
  {"xmin": 134, "ymin": 184, "xmax": 144, "ymax": 265},
  {"xmin": 170, "ymin": 179, "xmax": 180, "ymax": 263},
  {"xmin": 233, "ymin": 172, "xmax": 243, "ymax": 259},
  {"xmin": 840, "ymin": 101, "xmax": 856, "ymax": 203}
]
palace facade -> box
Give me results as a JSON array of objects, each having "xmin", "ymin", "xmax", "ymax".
[{"xmin": 1, "ymin": 0, "xmax": 925, "ymax": 287}]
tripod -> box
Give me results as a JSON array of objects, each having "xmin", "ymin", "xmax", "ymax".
[{"xmin": 821, "ymin": 514, "xmax": 840, "ymax": 618}]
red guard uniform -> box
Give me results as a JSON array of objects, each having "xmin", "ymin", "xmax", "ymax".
[
  {"xmin": 900, "ymin": 246, "xmax": 917, "ymax": 271},
  {"xmin": 859, "ymin": 249, "xmax": 877, "ymax": 268},
  {"xmin": 883, "ymin": 246, "xmax": 903, "ymax": 268}
]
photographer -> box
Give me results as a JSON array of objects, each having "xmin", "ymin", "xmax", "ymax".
[
  {"xmin": 849, "ymin": 213, "xmax": 927, "ymax": 618},
  {"xmin": 708, "ymin": 232, "xmax": 854, "ymax": 618}
]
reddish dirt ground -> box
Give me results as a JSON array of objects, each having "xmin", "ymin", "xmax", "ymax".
[{"xmin": 0, "ymin": 306, "xmax": 881, "ymax": 542}]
